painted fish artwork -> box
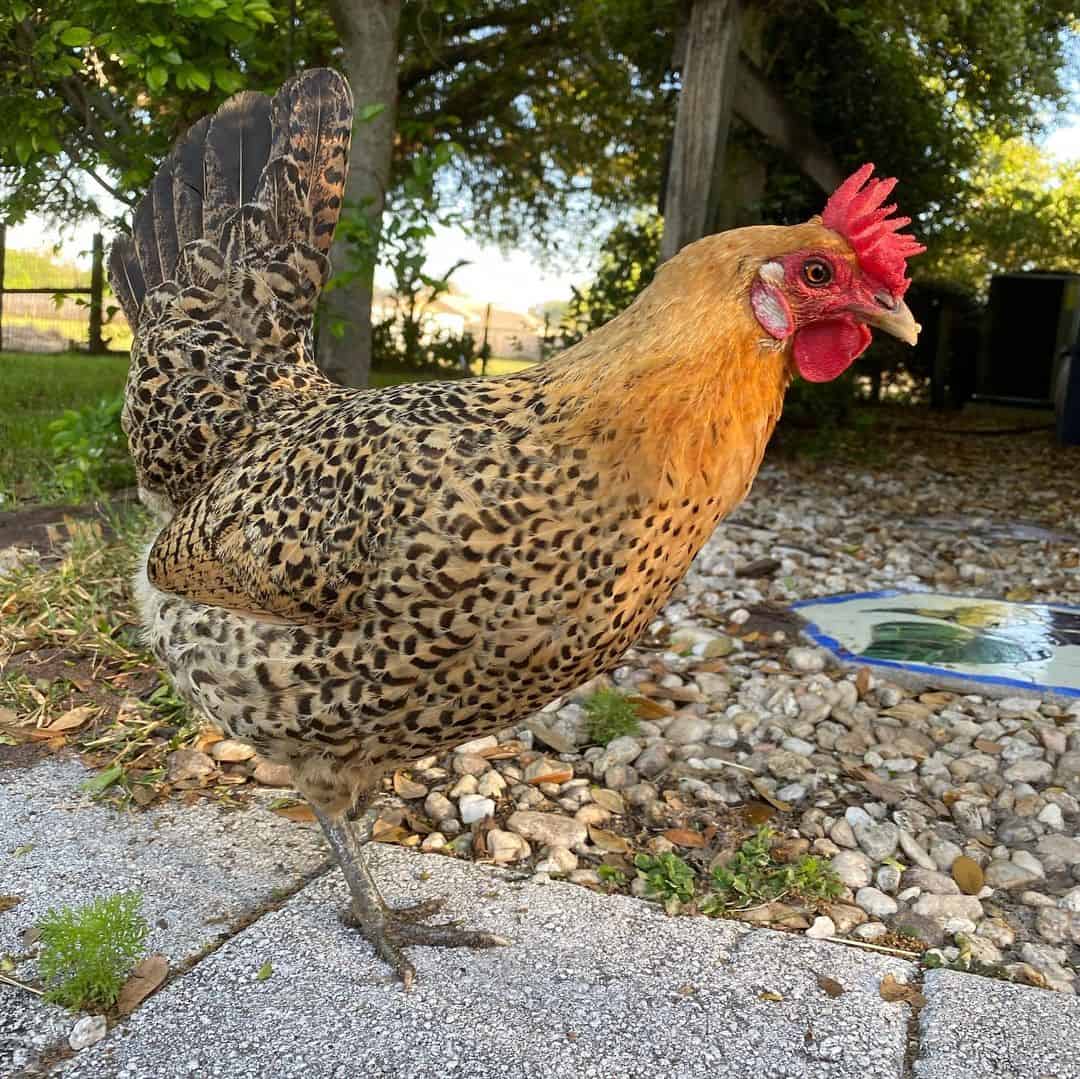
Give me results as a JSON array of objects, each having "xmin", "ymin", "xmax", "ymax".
[{"xmin": 793, "ymin": 590, "xmax": 1080, "ymax": 698}]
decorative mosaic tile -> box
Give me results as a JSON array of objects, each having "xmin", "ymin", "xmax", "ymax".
[{"xmin": 794, "ymin": 590, "xmax": 1080, "ymax": 698}]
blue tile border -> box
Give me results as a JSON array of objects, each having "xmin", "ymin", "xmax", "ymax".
[{"xmin": 791, "ymin": 589, "xmax": 1080, "ymax": 699}]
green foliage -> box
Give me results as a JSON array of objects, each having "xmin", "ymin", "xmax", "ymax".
[
  {"xmin": 2, "ymin": 248, "xmax": 91, "ymax": 289},
  {"xmin": 633, "ymin": 851, "xmax": 697, "ymax": 904},
  {"xmin": 38, "ymin": 892, "xmax": 149, "ymax": 1010},
  {"xmin": 1, "ymin": 0, "xmax": 336, "ymax": 224},
  {"xmin": 630, "ymin": 828, "xmax": 842, "ymax": 917},
  {"xmin": 582, "ymin": 688, "xmax": 641, "ymax": 746},
  {"xmin": 48, "ymin": 394, "xmax": 133, "ymax": 499},
  {"xmin": 597, "ymin": 863, "xmax": 629, "ymax": 890},
  {"xmin": 701, "ymin": 827, "xmax": 843, "ymax": 914},
  {"xmin": 918, "ymin": 134, "xmax": 1080, "ymax": 293}
]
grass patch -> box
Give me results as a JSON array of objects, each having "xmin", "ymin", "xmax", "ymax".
[
  {"xmin": 582, "ymin": 687, "xmax": 641, "ymax": 746},
  {"xmin": 0, "ymin": 508, "xmax": 202, "ymax": 805},
  {"xmin": 38, "ymin": 892, "xmax": 149, "ymax": 1010},
  {"xmin": 0, "ymin": 352, "xmax": 130, "ymax": 506},
  {"xmin": 0, "ymin": 352, "xmax": 471, "ymax": 509}
]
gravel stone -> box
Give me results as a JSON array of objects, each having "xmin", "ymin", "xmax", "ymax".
[
  {"xmin": 663, "ymin": 717, "xmax": 712, "ymax": 745},
  {"xmin": 69, "ymin": 1016, "xmax": 107, "ymax": 1052},
  {"xmin": 766, "ymin": 750, "xmax": 809, "ymax": 781},
  {"xmin": 506, "ymin": 811, "xmax": 587, "ymax": 849},
  {"xmin": 1003, "ymin": 759, "xmax": 1054, "ymax": 784},
  {"xmin": 854, "ymin": 887, "xmax": 898, "ymax": 918},
  {"xmin": 901, "ymin": 868, "xmax": 960, "ymax": 896},
  {"xmin": 830, "ymin": 851, "xmax": 872, "ymax": 889},
  {"xmin": 459, "ymin": 794, "xmax": 496, "ymax": 824},
  {"xmin": 912, "ymin": 894, "xmax": 984, "ymax": 930},
  {"xmin": 852, "ymin": 820, "xmax": 899, "ymax": 862},
  {"xmin": 984, "ymin": 859, "xmax": 1039, "ymax": 890}
]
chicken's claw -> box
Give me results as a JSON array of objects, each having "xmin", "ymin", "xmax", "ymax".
[{"xmin": 339, "ymin": 898, "xmax": 510, "ymax": 990}]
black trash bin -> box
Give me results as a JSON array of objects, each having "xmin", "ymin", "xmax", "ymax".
[{"xmin": 1057, "ymin": 344, "xmax": 1080, "ymax": 446}]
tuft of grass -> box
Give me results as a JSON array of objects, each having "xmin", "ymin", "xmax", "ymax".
[
  {"xmin": 48, "ymin": 395, "xmax": 134, "ymax": 500},
  {"xmin": 582, "ymin": 688, "xmax": 640, "ymax": 746},
  {"xmin": 37, "ymin": 892, "xmax": 149, "ymax": 1010},
  {"xmin": 702, "ymin": 827, "xmax": 843, "ymax": 914}
]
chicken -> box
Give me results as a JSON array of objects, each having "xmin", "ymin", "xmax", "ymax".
[{"xmin": 110, "ymin": 69, "xmax": 923, "ymax": 987}]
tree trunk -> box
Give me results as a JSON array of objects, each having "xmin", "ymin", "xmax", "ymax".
[
  {"xmin": 660, "ymin": 0, "xmax": 742, "ymax": 261},
  {"xmin": 318, "ymin": 0, "xmax": 401, "ymax": 388}
]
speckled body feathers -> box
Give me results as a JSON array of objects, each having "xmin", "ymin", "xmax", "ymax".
[{"xmin": 114, "ymin": 71, "xmax": 795, "ymax": 813}]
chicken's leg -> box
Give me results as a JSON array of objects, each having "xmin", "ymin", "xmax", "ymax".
[{"xmin": 311, "ymin": 803, "xmax": 509, "ymax": 989}]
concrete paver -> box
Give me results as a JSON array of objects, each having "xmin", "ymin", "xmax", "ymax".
[
  {"xmin": 0, "ymin": 757, "xmax": 326, "ymax": 1075},
  {"xmin": 917, "ymin": 968, "xmax": 1080, "ymax": 1079}
]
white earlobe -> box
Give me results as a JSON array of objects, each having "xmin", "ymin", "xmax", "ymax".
[{"xmin": 759, "ymin": 260, "xmax": 785, "ymax": 286}]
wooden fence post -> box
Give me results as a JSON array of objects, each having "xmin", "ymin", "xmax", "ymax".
[
  {"xmin": 660, "ymin": 0, "xmax": 743, "ymax": 261},
  {"xmin": 88, "ymin": 232, "xmax": 104, "ymax": 353}
]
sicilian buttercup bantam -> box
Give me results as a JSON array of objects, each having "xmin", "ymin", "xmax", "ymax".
[{"xmin": 110, "ymin": 68, "xmax": 923, "ymax": 987}]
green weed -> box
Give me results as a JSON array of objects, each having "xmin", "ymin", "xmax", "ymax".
[
  {"xmin": 37, "ymin": 893, "xmax": 149, "ymax": 1010},
  {"xmin": 702, "ymin": 827, "xmax": 843, "ymax": 913},
  {"xmin": 582, "ymin": 688, "xmax": 640, "ymax": 746}
]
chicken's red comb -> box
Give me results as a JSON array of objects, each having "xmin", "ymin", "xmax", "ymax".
[{"xmin": 821, "ymin": 163, "xmax": 925, "ymax": 297}]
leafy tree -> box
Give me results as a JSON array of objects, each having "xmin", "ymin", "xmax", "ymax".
[
  {"xmin": 919, "ymin": 135, "xmax": 1080, "ymax": 292},
  {"xmin": 3, "ymin": 0, "xmax": 1078, "ymax": 387}
]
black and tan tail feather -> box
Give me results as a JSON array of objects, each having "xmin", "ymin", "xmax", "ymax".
[
  {"xmin": 109, "ymin": 68, "xmax": 353, "ymax": 333},
  {"xmin": 111, "ymin": 69, "xmax": 353, "ymax": 512}
]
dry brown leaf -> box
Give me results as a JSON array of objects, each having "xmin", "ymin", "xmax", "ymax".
[
  {"xmin": 815, "ymin": 973, "xmax": 845, "ymax": 998},
  {"xmin": 663, "ymin": 828, "xmax": 706, "ymax": 849},
  {"xmin": 478, "ymin": 741, "xmax": 524, "ymax": 760},
  {"xmin": 591, "ymin": 788, "xmax": 626, "ymax": 815},
  {"xmin": 393, "ymin": 772, "xmax": 427, "ymax": 799},
  {"xmin": 272, "ymin": 803, "xmax": 316, "ymax": 824},
  {"xmin": 116, "ymin": 954, "xmax": 169, "ymax": 1015},
  {"xmin": 588, "ymin": 826, "xmax": 631, "ymax": 854},
  {"xmin": 627, "ymin": 696, "xmax": 673, "ymax": 720},
  {"xmin": 194, "ymin": 730, "xmax": 225, "ymax": 753},
  {"xmin": 951, "ymin": 855, "xmax": 985, "ymax": 895},
  {"xmin": 0, "ymin": 896, "xmax": 22, "ymax": 914},
  {"xmin": 210, "ymin": 739, "xmax": 256, "ymax": 762},
  {"xmin": 371, "ymin": 819, "xmax": 410, "ymax": 845},
  {"xmin": 739, "ymin": 802, "xmax": 776, "ymax": 826},
  {"xmin": 43, "ymin": 705, "xmax": 96, "ymax": 733},
  {"xmin": 751, "ymin": 780, "xmax": 792, "ymax": 812},
  {"xmin": 854, "ymin": 667, "xmax": 872, "ymax": 698},
  {"xmin": 879, "ymin": 974, "xmax": 926, "ymax": 1009},
  {"xmin": 883, "ymin": 701, "xmax": 932, "ymax": 723},
  {"xmin": 758, "ymin": 990, "xmax": 784, "ymax": 1002},
  {"xmin": 918, "ymin": 691, "xmax": 955, "ymax": 708}
]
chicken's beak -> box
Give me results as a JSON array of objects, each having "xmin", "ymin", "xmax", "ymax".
[{"xmin": 852, "ymin": 294, "xmax": 921, "ymax": 346}]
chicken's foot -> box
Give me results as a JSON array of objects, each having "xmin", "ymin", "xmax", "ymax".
[{"xmin": 312, "ymin": 804, "xmax": 509, "ymax": 989}]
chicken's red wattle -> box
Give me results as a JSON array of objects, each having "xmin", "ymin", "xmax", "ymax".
[{"xmin": 793, "ymin": 317, "xmax": 871, "ymax": 382}]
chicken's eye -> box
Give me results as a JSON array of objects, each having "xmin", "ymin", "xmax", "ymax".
[{"xmin": 802, "ymin": 258, "xmax": 832, "ymax": 287}]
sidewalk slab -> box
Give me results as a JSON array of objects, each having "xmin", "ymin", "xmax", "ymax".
[
  {"xmin": 917, "ymin": 969, "xmax": 1080, "ymax": 1079},
  {"xmin": 58, "ymin": 847, "xmax": 917, "ymax": 1079},
  {"xmin": 0, "ymin": 757, "xmax": 327, "ymax": 1075}
]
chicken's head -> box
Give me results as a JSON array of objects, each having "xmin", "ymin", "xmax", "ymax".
[{"xmin": 750, "ymin": 164, "xmax": 925, "ymax": 382}]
